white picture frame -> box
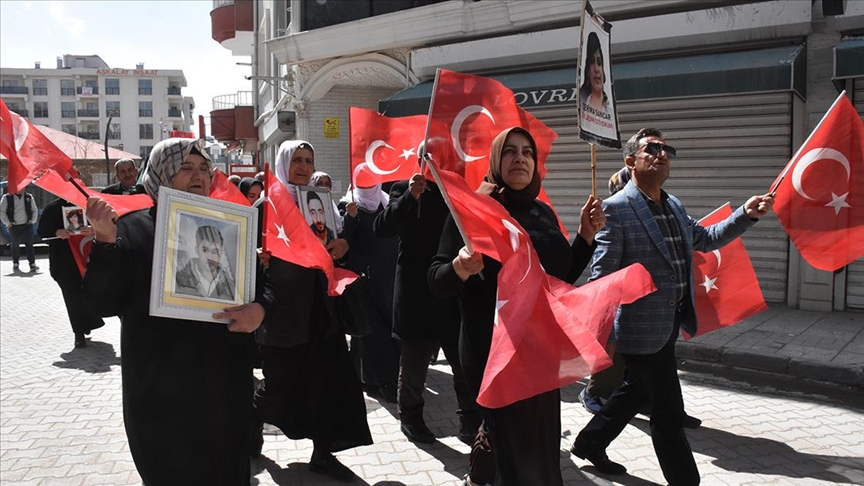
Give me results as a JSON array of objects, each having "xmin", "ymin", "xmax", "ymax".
[
  {"xmin": 297, "ymin": 186, "xmax": 337, "ymax": 246},
  {"xmin": 61, "ymin": 206, "xmax": 88, "ymax": 234},
  {"xmin": 150, "ymin": 187, "xmax": 258, "ymax": 323}
]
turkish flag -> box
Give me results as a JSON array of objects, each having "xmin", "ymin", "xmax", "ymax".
[
  {"xmin": 428, "ymin": 70, "xmax": 566, "ymax": 237},
  {"xmin": 263, "ymin": 172, "xmax": 357, "ymax": 296},
  {"xmin": 68, "ymin": 233, "xmax": 94, "ymax": 277},
  {"xmin": 772, "ymin": 93, "xmax": 864, "ymax": 271},
  {"xmin": 35, "ymin": 168, "xmax": 152, "ymax": 217},
  {"xmin": 348, "ymin": 107, "xmax": 426, "ymax": 186},
  {"xmin": 210, "ymin": 169, "xmax": 251, "ymax": 206},
  {"xmin": 426, "ymin": 155, "xmax": 655, "ymax": 408},
  {"xmin": 1, "ymin": 99, "xmax": 77, "ymax": 193},
  {"xmin": 687, "ymin": 203, "xmax": 768, "ymax": 339}
]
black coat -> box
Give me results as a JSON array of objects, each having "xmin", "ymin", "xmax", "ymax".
[
  {"xmin": 37, "ymin": 198, "xmax": 82, "ymax": 286},
  {"xmin": 372, "ymin": 180, "xmax": 459, "ymax": 340},
  {"xmin": 101, "ymin": 182, "xmax": 144, "ymax": 195},
  {"xmin": 83, "ymin": 207, "xmax": 273, "ymax": 486}
]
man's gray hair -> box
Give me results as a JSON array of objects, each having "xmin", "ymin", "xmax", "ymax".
[
  {"xmin": 622, "ymin": 128, "xmax": 664, "ymax": 160},
  {"xmin": 114, "ymin": 158, "xmax": 137, "ymax": 171}
]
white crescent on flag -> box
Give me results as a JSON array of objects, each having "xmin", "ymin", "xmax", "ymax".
[
  {"xmin": 365, "ymin": 140, "xmax": 398, "ymax": 175},
  {"xmin": 451, "ymin": 105, "xmax": 493, "ymax": 162},
  {"xmin": 791, "ymin": 148, "xmax": 851, "ymax": 201}
]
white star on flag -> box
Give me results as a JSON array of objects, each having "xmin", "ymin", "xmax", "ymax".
[
  {"xmin": 700, "ymin": 274, "xmax": 718, "ymax": 293},
  {"xmin": 275, "ymin": 224, "xmax": 290, "ymax": 246},
  {"xmin": 825, "ymin": 192, "xmax": 851, "ymax": 215},
  {"xmin": 493, "ymin": 297, "xmax": 508, "ymax": 327},
  {"xmin": 400, "ymin": 147, "xmax": 416, "ymax": 161}
]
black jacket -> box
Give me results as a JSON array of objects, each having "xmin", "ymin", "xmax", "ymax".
[{"xmin": 101, "ymin": 182, "xmax": 144, "ymax": 195}]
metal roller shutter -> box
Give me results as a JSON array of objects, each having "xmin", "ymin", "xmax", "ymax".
[
  {"xmin": 846, "ymin": 80, "xmax": 864, "ymax": 309},
  {"xmin": 529, "ymin": 92, "xmax": 791, "ymax": 302}
]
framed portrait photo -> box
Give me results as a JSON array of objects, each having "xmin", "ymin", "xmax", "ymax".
[
  {"xmin": 62, "ymin": 206, "xmax": 88, "ymax": 234},
  {"xmin": 577, "ymin": 0, "xmax": 621, "ymax": 149},
  {"xmin": 150, "ymin": 187, "xmax": 258, "ymax": 323},
  {"xmin": 297, "ymin": 186, "xmax": 337, "ymax": 246}
]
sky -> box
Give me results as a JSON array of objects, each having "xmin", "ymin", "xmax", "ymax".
[{"xmin": 0, "ymin": 0, "xmax": 252, "ymax": 136}]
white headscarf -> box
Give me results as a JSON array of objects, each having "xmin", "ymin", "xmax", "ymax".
[
  {"xmin": 141, "ymin": 138, "xmax": 212, "ymax": 202},
  {"xmin": 342, "ymin": 184, "xmax": 389, "ymax": 212},
  {"xmin": 274, "ymin": 140, "xmax": 315, "ymax": 204}
]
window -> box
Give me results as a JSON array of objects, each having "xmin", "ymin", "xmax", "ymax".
[
  {"xmin": 138, "ymin": 79, "xmax": 152, "ymax": 95},
  {"xmin": 106, "ymin": 101, "xmax": 120, "ymax": 117},
  {"xmin": 61, "ymin": 79, "xmax": 75, "ymax": 96},
  {"xmin": 139, "ymin": 124, "xmax": 154, "ymax": 139},
  {"xmin": 32, "ymin": 79, "xmax": 48, "ymax": 96},
  {"xmin": 105, "ymin": 78, "xmax": 120, "ymax": 95},
  {"xmin": 139, "ymin": 101, "xmax": 153, "ymax": 117},
  {"xmin": 61, "ymin": 102, "xmax": 76, "ymax": 118},
  {"xmin": 140, "ymin": 145, "xmax": 153, "ymax": 160},
  {"xmin": 61, "ymin": 124, "xmax": 77, "ymax": 136},
  {"xmin": 34, "ymin": 102, "xmax": 48, "ymax": 118},
  {"xmin": 108, "ymin": 123, "xmax": 121, "ymax": 139}
]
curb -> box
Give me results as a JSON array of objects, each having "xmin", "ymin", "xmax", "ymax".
[{"xmin": 676, "ymin": 342, "xmax": 864, "ymax": 388}]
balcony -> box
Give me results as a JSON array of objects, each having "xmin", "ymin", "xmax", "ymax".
[
  {"xmin": 61, "ymin": 110, "xmax": 76, "ymax": 118},
  {"xmin": 61, "ymin": 88, "xmax": 76, "ymax": 96},
  {"xmin": 80, "ymin": 132, "xmax": 101, "ymax": 140},
  {"xmin": 77, "ymin": 109, "xmax": 100, "ymax": 117},
  {"xmin": 77, "ymin": 87, "xmax": 100, "ymax": 95},
  {"xmin": 0, "ymin": 86, "xmax": 29, "ymax": 95},
  {"xmin": 139, "ymin": 110, "xmax": 153, "ymax": 117},
  {"xmin": 210, "ymin": 0, "xmax": 253, "ymax": 56},
  {"xmin": 210, "ymin": 91, "xmax": 256, "ymax": 143},
  {"xmin": 168, "ymin": 109, "xmax": 183, "ymax": 118},
  {"xmin": 168, "ymin": 87, "xmax": 183, "ymax": 96},
  {"xmin": 8, "ymin": 108, "xmax": 28, "ymax": 117}
]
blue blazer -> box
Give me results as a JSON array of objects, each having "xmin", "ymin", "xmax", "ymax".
[{"xmin": 590, "ymin": 180, "xmax": 755, "ymax": 355}]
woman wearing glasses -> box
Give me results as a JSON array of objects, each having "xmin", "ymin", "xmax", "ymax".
[{"xmin": 579, "ymin": 31, "xmax": 610, "ymax": 113}]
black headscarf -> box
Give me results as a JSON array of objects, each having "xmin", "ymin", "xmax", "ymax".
[
  {"xmin": 476, "ymin": 127, "xmax": 541, "ymax": 209},
  {"xmin": 238, "ymin": 177, "xmax": 264, "ymax": 197}
]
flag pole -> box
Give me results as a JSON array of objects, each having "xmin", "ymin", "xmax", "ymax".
[
  {"xmin": 416, "ymin": 69, "xmax": 442, "ymax": 218},
  {"xmin": 261, "ymin": 165, "xmax": 271, "ymax": 254},
  {"xmin": 424, "ymin": 152, "xmax": 472, "ymax": 255},
  {"xmin": 770, "ymin": 90, "xmax": 847, "ymax": 196},
  {"xmin": 62, "ymin": 172, "xmax": 92, "ymax": 199},
  {"xmin": 590, "ymin": 143, "xmax": 597, "ymax": 197}
]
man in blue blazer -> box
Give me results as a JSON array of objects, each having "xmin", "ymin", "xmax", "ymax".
[{"xmin": 570, "ymin": 128, "xmax": 774, "ymax": 485}]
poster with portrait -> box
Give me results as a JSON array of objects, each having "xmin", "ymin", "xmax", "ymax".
[
  {"xmin": 150, "ymin": 187, "xmax": 258, "ymax": 323},
  {"xmin": 61, "ymin": 206, "xmax": 88, "ymax": 234},
  {"xmin": 577, "ymin": 0, "xmax": 621, "ymax": 149},
  {"xmin": 297, "ymin": 186, "xmax": 337, "ymax": 247}
]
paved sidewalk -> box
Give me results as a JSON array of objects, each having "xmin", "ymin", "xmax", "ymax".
[
  {"xmin": 2, "ymin": 253, "xmax": 863, "ymax": 485},
  {"xmin": 677, "ymin": 305, "xmax": 864, "ymax": 388}
]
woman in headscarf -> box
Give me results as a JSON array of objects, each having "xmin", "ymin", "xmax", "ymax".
[
  {"xmin": 252, "ymin": 140, "xmax": 371, "ymax": 482},
  {"xmin": 428, "ymin": 127, "xmax": 605, "ymax": 485},
  {"xmin": 38, "ymin": 198, "xmax": 104, "ymax": 348},
  {"xmin": 339, "ymin": 167, "xmax": 400, "ymax": 403},
  {"xmin": 83, "ymin": 138, "xmax": 273, "ymax": 486},
  {"xmin": 238, "ymin": 176, "xmax": 264, "ymax": 205}
]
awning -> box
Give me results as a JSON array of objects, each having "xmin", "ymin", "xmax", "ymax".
[
  {"xmin": 834, "ymin": 37, "xmax": 864, "ymax": 80},
  {"xmin": 379, "ymin": 45, "xmax": 806, "ymax": 116}
]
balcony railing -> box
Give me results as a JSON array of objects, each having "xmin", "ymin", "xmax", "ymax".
[
  {"xmin": 78, "ymin": 109, "xmax": 100, "ymax": 117},
  {"xmin": 33, "ymin": 88, "xmax": 48, "ymax": 96},
  {"xmin": 105, "ymin": 87, "xmax": 120, "ymax": 95},
  {"xmin": 139, "ymin": 110, "xmax": 153, "ymax": 117},
  {"xmin": 80, "ymin": 132, "xmax": 101, "ymax": 140},
  {"xmin": 139, "ymin": 88, "xmax": 152, "ymax": 95},
  {"xmin": 77, "ymin": 86, "xmax": 100, "ymax": 95},
  {"xmin": 0, "ymin": 86, "xmax": 29, "ymax": 95},
  {"xmin": 9, "ymin": 108, "xmax": 28, "ymax": 117},
  {"xmin": 212, "ymin": 91, "xmax": 253, "ymax": 110},
  {"xmin": 168, "ymin": 109, "xmax": 182, "ymax": 117},
  {"xmin": 167, "ymin": 87, "xmax": 182, "ymax": 95},
  {"xmin": 213, "ymin": 0, "xmax": 233, "ymax": 8},
  {"xmin": 33, "ymin": 110, "xmax": 49, "ymax": 118},
  {"xmin": 61, "ymin": 110, "xmax": 76, "ymax": 118},
  {"xmin": 61, "ymin": 88, "xmax": 76, "ymax": 96},
  {"xmin": 108, "ymin": 132, "xmax": 122, "ymax": 140}
]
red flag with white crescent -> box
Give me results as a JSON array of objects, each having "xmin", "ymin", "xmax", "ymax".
[
  {"xmin": 1, "ymin": 99, "xmax": 77, "ymax": 193},
  {"xmin": 772, "ymin": 93, "xmax": 864, "ymax": 271},
  {"xmin": 349, "ymin": 107, "xmax": 426, "ymax": 187},
  {"xmin": 68, "ymin": 233, "xmax": 94, "ymax": 277},
  {"xmin": 688, "ymin": 203, "xmax": 768, "ymax": 339}
]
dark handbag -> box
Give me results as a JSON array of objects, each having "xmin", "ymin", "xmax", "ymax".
[{"xmin": 335, "ymin": 276, "xmax": 377, "ymax": 337}]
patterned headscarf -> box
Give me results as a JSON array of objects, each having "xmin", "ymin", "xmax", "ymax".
[
  {"xmin": 141, "ymin": 138, "xmax": 212, "ymax": 202},
  {"xmin": 608, "ymin": 166, "xmax": 631, "ymax": 196},
  {"xmin": 477, "ymin": 127, "xmax": 541, "ymax": 209}
]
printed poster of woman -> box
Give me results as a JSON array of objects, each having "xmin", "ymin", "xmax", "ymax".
[{"xmin": 577, "ymin": 0, "xmax": 621, "ymax": 149}]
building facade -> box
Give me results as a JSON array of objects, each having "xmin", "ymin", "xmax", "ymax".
[
  {"xmin": 0, "ymin": 54, "xmax": 195, "ymax": 165},
  {"xmin": 210, "ymin": 0, "xmax": 864, "ymax": 312}
]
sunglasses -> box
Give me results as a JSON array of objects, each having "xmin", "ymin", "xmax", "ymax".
[{"xmin": 640, "ymin": 142, "xmax": 677, "ymax": 159}]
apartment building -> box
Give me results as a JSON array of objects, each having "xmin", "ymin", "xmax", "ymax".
[{"xmin": 0, "ymin": 54, "xmax": 195, "ymax": 162}]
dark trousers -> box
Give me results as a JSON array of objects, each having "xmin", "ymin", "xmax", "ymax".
[
  {"xmin": 397, "ymin": 337, "xmax": 478, "ymax": 426},
  {"xmin": 574, "ymin": 328, "xmax": 700, "ymax": 486},
  {"xmin": 9, "ymin": 224, "xmax": 35, "ymax": 265}
]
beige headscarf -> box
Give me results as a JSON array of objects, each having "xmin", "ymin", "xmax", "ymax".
[{"xmin": 476, "ymin": 127, "xmax": 541, "ymax": 209}]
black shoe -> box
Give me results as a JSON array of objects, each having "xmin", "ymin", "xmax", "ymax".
[
  {"xmin": 682, "ymin": 414, "xmax": 702, "ymax": 429},
  {"xmin": 29, "ymin": 264, "xmax": 39, "ymax": 273},
  {"xmin": 309, "ymin": 453, "xmax": 356, "ymax": 482},
  {"xmin": 379, "ymin": 383, "xmax": 397, "ymax": 403},
  {"xmin": 74, "ymin": 333, "xmax": 87, "ymax": 348},
  {"xmin": 401, "ymin": 421, "xmax": 435, "ymax": 443},
  {"xmin": 570, "ymin": 442, "xmax": 627, "ymax": 475},
  {"xmin": 12, "ymin": 263, "xmax": 19, "ymax": 272}
]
